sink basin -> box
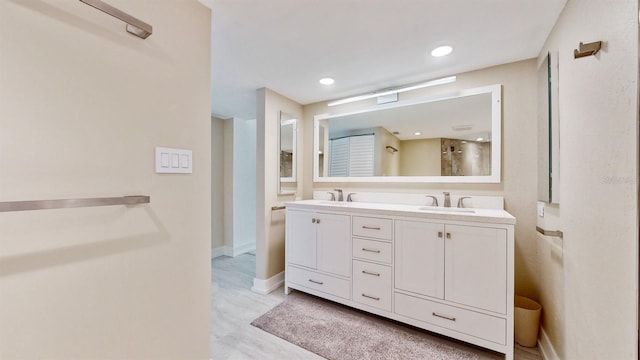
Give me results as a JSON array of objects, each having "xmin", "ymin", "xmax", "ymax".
[
  {"xmin": 318, "ymin": 201, "xmax": 351, "ymax": 206},
  {"xmin": 418, "ymin": 206, "xmax": 476, "ymax": 214}
]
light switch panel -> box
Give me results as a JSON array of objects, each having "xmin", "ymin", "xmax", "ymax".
[
  {"xmin": 537, "ymin": 201, "xmax": 545, "ymax": 217},
  {"xmin": 156, "ymin": 147, "xmax": 193, "ymax": 174}
]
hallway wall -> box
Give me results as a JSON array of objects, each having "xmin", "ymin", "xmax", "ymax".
[
  {"xmin": 0, "ymin": 1, "xmax": 212, "ymax": 358},
  {"xmin": 537, "ymin": 0, "xmax": 639, "ymax": 358}
]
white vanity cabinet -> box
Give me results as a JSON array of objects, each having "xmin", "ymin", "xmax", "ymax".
[
  {"xmin": 285, "ymin": 209, "xmax": 351, "ymax": 299},
  {"xmin": 394, "ymin": 221, "xmax": 507, "ymax": 314},
  {"xmin": 285, "ymin": 200, "xmax": 515, "ymax": 360}
]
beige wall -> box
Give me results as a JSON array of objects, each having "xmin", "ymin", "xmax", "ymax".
[
  {"xmin": 223, "ymin": 119, "xmax": 234, "ymax": 249},
  {"xmin": 399, "ymin": 138, "xmax": 442, "ymax": 176},
  {"xmin": 256, "ymin": 88, "xmax": 303, "ymax": 280},
  {"xmin": 303, "ymin": 59, "xmax": 540, "ymax": 299},
  {"xmin": 537, "ymin": 0, "xmax": 638, "ymax": 358},
  {"xmin": 0, "ymin": 1, "xmax": 211, "ymax": 358},
  {"xmin": 212, "ymin": 117, "xmax": 225, "ymax": 249}
]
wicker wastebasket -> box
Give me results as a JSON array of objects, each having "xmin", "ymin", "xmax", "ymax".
[{"xmin": 514, "ymin": 296, "xmax": 542, "ymax": 347}]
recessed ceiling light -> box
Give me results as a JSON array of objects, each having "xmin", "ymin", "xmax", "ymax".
[
  {"xmin": 431, "ymin": 45, "xmax": 453, "ymax": 57},
  {"xmin": 319, "ymin": 77, "xmax": 334, "ymax": 85},
  {"xmin": 476, "ymin": 137, "xmax": 484, "ymax": 141},
  {"xmin": 414, "ymin": 131, "xmax": 422, "ymax": 136}
]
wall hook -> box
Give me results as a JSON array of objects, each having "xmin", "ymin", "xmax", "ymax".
[{"xmin": 574, "ymin": 41, "xmax": 602, "ymax": 59}]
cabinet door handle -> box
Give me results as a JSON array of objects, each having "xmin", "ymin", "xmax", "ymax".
[
  {"xmin": 361, "ymin": 248, "xmax": 381, "ymax": 253},
  {"xmin": 361, "ymin": 270, "xmax": 380, "ymax": 277},
  {"xmin": 362, "ymin": 226, "xmax": 381, "ymax": 230},
  {"xmin": 308, "ymin": 279, "xmax": 323, "ymax": 285},
  {"xmin": 438, "ymin": 231, "xmax": 443, "ymax": 238},
  {"xmin": 446, "ymin": 233, "xmax": 451, "ymax": 239},
  {"xmin": 312, "ymin": 218, "xmax": 316, "ymax": 223},
  {"xmin": 362, "ymin": 293, "xmax": 380, "ymax": 301},
  {"xmin": 432, "ymin": 312, "xmax": 456, "ymax": 321},
  {"xmin": 316, "ymin": 219, "xmax": 321, "ymax": 224}
]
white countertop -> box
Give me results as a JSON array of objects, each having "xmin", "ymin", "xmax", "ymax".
[{"xmin": 285, "ymin": 199, "xmax": 516, "ymax": 225}]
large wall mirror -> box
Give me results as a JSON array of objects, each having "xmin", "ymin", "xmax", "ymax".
[
  {"xmin": 278, "ymin": 111, "xmax": 297, "ymax": 195},
  {"xmin": 537, "ymin": 52, "xmax": 560, "ymax": 203},
  {"xmin": 313, "ymin": 84, "xmax": 502, "ymax": 183}
]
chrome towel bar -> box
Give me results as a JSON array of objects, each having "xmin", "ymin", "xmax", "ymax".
[
  {"xmin": 0, "ymin": 195, "xmax": 150, "ymax": 213},
  {"xmin": 80, "ymin": 0, "xmax": 153, "ymax": 39},
  {"xmin": 536, "ymin": 226, "xmax": 563, "ymax": 239},
  {"xmin": 271, "ymin": 205, "xmax": 286, "ymax": 211}
]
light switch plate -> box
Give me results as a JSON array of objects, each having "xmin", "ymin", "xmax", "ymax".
[
  {"xmin": 537, "ymin": 201, "xmax": 545, "ymax": 217},
  {"xmin": 156, "ymin": 147, "xmax": 192, "ymax": 174}
]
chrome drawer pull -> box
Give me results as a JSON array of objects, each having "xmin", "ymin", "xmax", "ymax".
[
  {"xmin": 432, "ymin": 312, "xmax": 456, "ymax": 322},
  {"xmin": 362, "ymin": 270, "xmax": 380, "ymax": 277},
  {"xmin": 362, "ymin": 293, "xmax": 380, "ymax": 301},
  {"xmin": 308, "ymin": 279, "xmax": 324, "ymax": 285},
  {"xmin": 361, "ymin": 248, "xmax": 381, "ymax": 253},
  {"xmin": 362, "ymin": 225, "xmax": 381, "ymax": 230}
]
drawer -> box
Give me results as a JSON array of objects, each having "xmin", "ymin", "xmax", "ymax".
[
  {"xmin": 353, "ymin": 260, "xmax": 392, "ymax": 312},
  {"xmin": 353, "ymin": 216, "xmax": 393, "ymax": 240},
  {"xmin": 394, "ymin": 292, "xmax": 506, "ymax": 345},
  {"xmin": 353, "ymin": 237, "xmax": 392, "ymax": 264},
  {"xmin": 287, "ymin": 265, "xmax": 350, "ymax": 300}
]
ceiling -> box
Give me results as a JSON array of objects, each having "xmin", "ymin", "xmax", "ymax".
[{"xmin": 205, "ymin": 0, "xmax": 567, "ymax": 120}]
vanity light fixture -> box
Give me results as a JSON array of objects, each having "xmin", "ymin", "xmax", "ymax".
[
  {"xmin": 431, "ymin": 45, "xmax": 453, "ymax": 57},
  {"xmin": 319, "ymin": 78, "xmax": 335, "ymax": 85},
  {"xmin": 414, "ymin": 131, "xmax": 422, "ymax": 136},
  {"xmin": 327, "ymin": 75, "xmax": 456, "ymax": 107}
]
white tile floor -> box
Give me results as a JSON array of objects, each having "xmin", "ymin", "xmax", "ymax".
[{"xmin": 211, "ymin": 254, "xmax": 542, "ymax": 360}]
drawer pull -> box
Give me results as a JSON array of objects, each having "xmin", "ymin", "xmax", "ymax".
[
  {"xmin": 362, "ymin": 270, "xmax": 380, "ymax": 277},
  {"xmin": 432, "ymin": 312, "xmax": 456, "ymax": 322},
  {"xmin": 361, "ymin": 248, "xmax": 381, "ymax": 253},
  {"xmin": 362, "ymin": 226, "xmax": 381, "ymax": 230},
  {"xmin": 362, "ymin": 293, "xmax": 380, "ymax": 301},
  {"xmin": 308, "ymin": 279, "xmax": 324, "ymax": 285}
]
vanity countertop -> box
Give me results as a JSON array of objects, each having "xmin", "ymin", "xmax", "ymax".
[{"xmin": 285, "ymin": 199, "xmax": 516, "ymax": 225}]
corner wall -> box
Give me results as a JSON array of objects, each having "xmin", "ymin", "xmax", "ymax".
[
  {"xmin": 256, "ymin": 88, "xmax": 303, "ymax": 281},
  {"xmin": 537, "ymin": 0, "xmax": 638, "ymax": 358},
  {"xmin": 0, "ymin": 1, "xmax": 211, "ymax": 358}
]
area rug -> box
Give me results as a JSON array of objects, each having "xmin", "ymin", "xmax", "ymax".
[{"xmin": 251, "ymin": 292, "xmax": 481, "ymax": 360}]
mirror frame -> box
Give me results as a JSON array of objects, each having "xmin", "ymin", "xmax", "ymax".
[
  {"xmin": 313, "ymin": 84, "xmax": 502, "ymax": 183},
  {"xmin": 278, "ymin": 111, "xmax": 297, "ymax": 195}
]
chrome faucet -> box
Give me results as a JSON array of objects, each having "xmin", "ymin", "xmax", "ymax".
[
  {"xmin": 346, "ymin": 193, "xmax": 356, "ymax": 202},
  {"xmin": 327, "ymin": 192, "xmax": 336, "ymax": 201},
  {"xmin": 457, "ymin": 196, "xmax": 471, "ymax": 208},
  {"xmin": 426, "ymin": 195, "xmax": 438, "ymax": 207},
  {"xmin": 443, "ymin": 192, "xmax": 451, "ymax": 207},
  {"xmin": 334, "ymin": 189, "xmax": 344, "ymax": 202}
]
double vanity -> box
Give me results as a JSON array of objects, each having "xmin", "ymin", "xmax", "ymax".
[{"xmin": 284, "ymin": 198, "xmax": 516, "ymax": 359}]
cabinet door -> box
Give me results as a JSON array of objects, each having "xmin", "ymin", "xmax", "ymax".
[
  {"xmin": 394, "ymin": 220, "xmax": 445, "ymax": 299},
  {"xmin": 286, "ymin": 210, "xmax": 317, "ymax": 269},
  {"xmin": 317, "ymin": 212, "xmax": 351, "ymax": 277},
  {"xmin": 444, "ymin": 224, "xmax": 507, "ymax": 314}
]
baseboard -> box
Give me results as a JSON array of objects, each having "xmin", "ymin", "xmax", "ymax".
[
  {"xmin": 251, "ymin": 271, "xmax": 285, "ymax": 295},
  {"xmin": 538, "ymin": 327, "xmax": 560, "ymax": 360},
  {"xmin": 212, "ymin": 243, "xmax": 256, "ymax": 259},
  {"xmin": 211, "ymin": 246, "xmax": 227, "ymax": 259},
  {"xmin": 233, "ymin": 241, "xmax": 256, "ymax": 257}
]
